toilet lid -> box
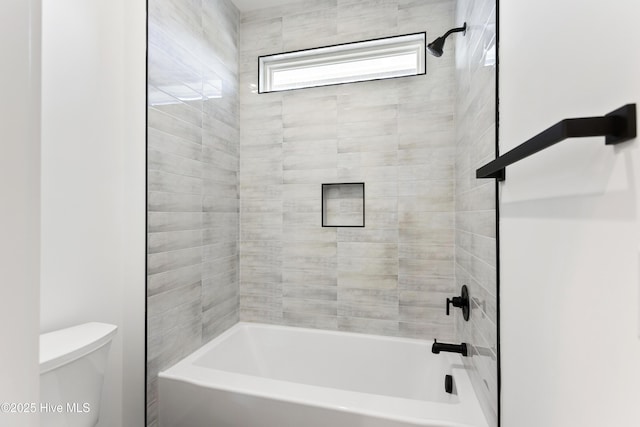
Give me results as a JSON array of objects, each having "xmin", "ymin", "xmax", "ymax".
[{"xmin": 40, "ymin": 322, "xmax": 117, "ymax": 374}]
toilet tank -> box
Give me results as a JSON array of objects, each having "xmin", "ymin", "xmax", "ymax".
[{"xmin": 40, "ymin": 322, "xmax": 117, "ymax": 427}]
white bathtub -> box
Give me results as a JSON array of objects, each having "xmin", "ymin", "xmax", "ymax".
[{"xmin": 158, "ymin": 323, "xmax": 488, "ymax": 427}]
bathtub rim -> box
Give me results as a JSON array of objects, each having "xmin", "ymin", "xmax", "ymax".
[{"xmin": 159, "ymin": 322, "xmax": 489, "ymax": 427}]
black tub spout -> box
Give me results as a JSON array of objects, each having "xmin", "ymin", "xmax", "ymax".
[{"xmin": 431, "ymin": 339, "xmax": 468, "ymax": 356}]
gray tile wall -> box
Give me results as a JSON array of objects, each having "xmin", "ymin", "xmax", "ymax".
[
  {"xmin": 146, "ymin": 0, "xmax": 498, "ymax": 425},
  {"xmin": 238, "ymin": 0, "xmax": 458, "ymax": 340},
  {"xmin": 146, "ymin": 0, "xmax": 240, "ymax": 425},
  {"xmin": 453, "ymin": 0, "xmax": 498, "ymax": 425}
]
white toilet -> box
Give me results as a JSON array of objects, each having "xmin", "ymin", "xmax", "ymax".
[{"xmin": 40, "ymin": 322, "xmax": 117, "ymax": 427}]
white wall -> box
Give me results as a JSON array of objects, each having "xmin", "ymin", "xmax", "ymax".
[
  {"xmin": 0, "ymin": 1, "xmax": 41, "ymax": 426},
  {"xmin": 121, "ymin": 2, "xmax": 147, "ymax": 423},
  {"xmin": 500, "ymin": 1, "xmax": 640, "ymax": 426},
  {"xmin": 41, "ymin": 1, "xmax": 145, "ymax": 426}
]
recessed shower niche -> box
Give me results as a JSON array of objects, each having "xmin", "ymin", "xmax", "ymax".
[{"xmin": 322, "ymin": 183, "xmax": 365, "ymax": 227}]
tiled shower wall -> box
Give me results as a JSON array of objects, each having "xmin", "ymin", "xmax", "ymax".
[
  {"xmin": 146, "ymin": 0, "xmax": 240, "ymax": 425},
  {"xmin": 454, "ymin": 0, "xmax": 498, "ymax": 425},
  {"xmin": 238, "ymin": 0, "xmax": 458, "ymax": 339}
]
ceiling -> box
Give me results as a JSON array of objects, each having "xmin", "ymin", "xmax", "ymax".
[{"xmin": 231, "ymin": 0, "xmax": 304, "ymax": 12}]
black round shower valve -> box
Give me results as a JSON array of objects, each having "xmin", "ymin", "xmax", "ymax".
[{"xmin": 446, "ymin": 285, "xmax": 470, "ymax": 321}]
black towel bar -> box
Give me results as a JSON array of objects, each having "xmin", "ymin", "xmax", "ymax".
[{"xmin": 476, "ymin": 104, "xmax": 637, "ymax": 181}]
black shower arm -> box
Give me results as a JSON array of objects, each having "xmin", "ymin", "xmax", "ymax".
[{"xmin": 441, "ymin": 23, "xmax": 467, "ymax": 40}]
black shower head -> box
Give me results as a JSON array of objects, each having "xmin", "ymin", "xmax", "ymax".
[
  {"xmin": 427, "ymin": 22, "xmax": 467, "ymax": 57},
  {"xmin": 427, "ymin": 37, "xmax": 446, "ymax": 57}
]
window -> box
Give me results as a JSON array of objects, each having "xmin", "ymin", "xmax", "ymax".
[{"xmin": 259, "ymin": 33, "xmax": 426, "ymax": 93}]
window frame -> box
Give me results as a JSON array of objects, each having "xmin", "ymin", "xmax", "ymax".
[{"xmin": 258, "ymin": 32, "xmax": 427, "ymax": 94}]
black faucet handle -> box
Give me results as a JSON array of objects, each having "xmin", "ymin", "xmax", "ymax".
[
  {"xmin": 446, "ymin": 296, "xmax": 463, "ymax": 315},
  {"xmin": 445, "ymin": 285, "xmax": 470, "ymax": 321}
]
